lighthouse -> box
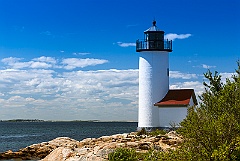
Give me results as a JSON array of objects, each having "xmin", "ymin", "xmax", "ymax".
[
  {"xmin": 136, "ymin": 20, "xmax": 172, "ymax": 130},
  {"xmin": 136, "ymin": 21, "xmax": 197, "ymax": 130}
]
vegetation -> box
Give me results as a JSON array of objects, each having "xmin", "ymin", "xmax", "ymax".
[
  {"xmin": 2, "ymin": 119, "xmax": 45, "ymax": 122},
  {"xmin": 109, "ymin": 61, "xmax": 240, "ymax": 161},
  {"xmin": 136, "ymin": 128, "xmax": 166, "ymax": 136},
  {"xmin": 108, "ymin": 148, "xmax": 138, "ymax": 161},
  {"xmin": 178, "ymin": 61, "xmax": 240, "ymax": 160}
]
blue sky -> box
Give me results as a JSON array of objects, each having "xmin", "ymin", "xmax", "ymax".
[{"xmin": 0, "ymin": 0, "xmax": 239, "ymax": 121}]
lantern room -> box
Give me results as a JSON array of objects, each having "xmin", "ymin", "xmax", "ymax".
[{"xmin": 136, "ymin": 21, "xmax": 172, "ymax": 52}]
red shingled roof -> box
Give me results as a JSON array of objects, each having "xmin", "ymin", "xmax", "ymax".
[{"xmin": 154, "ymin": 89, "xmax": 197, "ymax": 107}]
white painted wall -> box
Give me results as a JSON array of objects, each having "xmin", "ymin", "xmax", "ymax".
[
  {"xmin": 159, "ymin": 107, "xmax": 188, "ymax": 127},
  {"xmin": 138, "ymin": 51, "xmax": 169, "ymax": 128}
]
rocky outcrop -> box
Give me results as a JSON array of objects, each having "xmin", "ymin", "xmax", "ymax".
[
  {"xmin": 0, "ymin": 131, "xmax": 183, "ymax": 161},
  {"xmin": 0, "ymin": 137, "xmax": 81, "ymax": 160}
]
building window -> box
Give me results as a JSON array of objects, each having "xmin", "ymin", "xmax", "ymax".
[{"xmin": 167, "ymin": 68, "xmax": 169, "ymax": 76}]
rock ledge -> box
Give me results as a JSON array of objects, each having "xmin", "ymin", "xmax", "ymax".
[{"xmin": 0, "ymin": 131, "xmax": 182, "ymax": 161}]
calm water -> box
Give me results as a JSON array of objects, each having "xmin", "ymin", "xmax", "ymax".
[{"xmin": 0, "ymin": 121, "xmax": 137, "ymax": 153}]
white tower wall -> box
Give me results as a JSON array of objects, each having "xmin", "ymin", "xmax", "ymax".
[{"xmin": 138, "ymin": 51, "xmax": 169, "ymax": 128}]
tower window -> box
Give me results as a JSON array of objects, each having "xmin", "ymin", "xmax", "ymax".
[{"xmin": 167, "ymin": 68, "xmax": 169, "ymax": 76}]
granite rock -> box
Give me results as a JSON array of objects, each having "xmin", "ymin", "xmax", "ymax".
[{"xmin": 0, "ymin": 131, "xmax": 183, "ymax": 161}]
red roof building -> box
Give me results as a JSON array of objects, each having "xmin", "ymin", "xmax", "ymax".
[
  {"xmin": 154, "ymin": 89, "xmax": 198, "ymax": 107},
  {"xmin": 153, "ymin": 89, "xmax": 198, "ymax": 128}
]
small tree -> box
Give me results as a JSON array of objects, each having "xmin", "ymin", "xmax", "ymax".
[{"xmin": 178, "ymin": 61, "xmax": 240, "ymax": 160}]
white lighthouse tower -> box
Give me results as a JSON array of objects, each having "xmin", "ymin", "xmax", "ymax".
[{"xmin": 136, "ymin": 21, "xmax": 172, "ymax": 130}]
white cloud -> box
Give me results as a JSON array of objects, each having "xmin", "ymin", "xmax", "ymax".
[
  {"xmin": 1, "ymin": 57, "xmax": 23, "ymax": 64},
  {"xmin": 202, "ymin": 64, "xmax": 216, "ymax": 69},
  {"xmin": 117, "ymin": 42, "xmax": 136, "ymax": 47},
  {"xmin": 220, "ymin": 72, "xmax": 235, "ymax": 81},
  {"xmin": 165, "ymin": 33, "xmax": 191, "ymax": 41},
  {"xmin": 33, "ymin": 56, "xmax": 57, "ymax": 64},
  {"xmin": 62, "ymin": 58, "xmax": 108, "ymax": 70},
  {"xmin": 73, "ymin": 52, "xmax": 91, "ymax": 56},
  {"xmin": 0, "ymin": 56, "xmax": 211, "ymax": 121},
  {"xmin": 0, "ymin": 67, "xmax": 139, "ymax": 121},
  {"xmin": 170, "ymin": 81, "xmax": 204, "ymax": 97},
  {"xmin": 1, "ymin": 57, "xmax": 31, "ymax": 69},
  {"xmin": 170, "ymin": 71, "xmax": 198, "ymax": 79},
  {"xmin": 192, "ymin": 64, "xmax": 217, "ymax": 69},
  {"xmin": 30, "ymin": 61, "xmax": 52, "ymax": 68},
  {"xmin": 1, "ymin": 57, "xmax": 108, "ymax": 70},
  {"xmin": 1, "ymin": 57, "xmax": 56, "ymax": 69}
]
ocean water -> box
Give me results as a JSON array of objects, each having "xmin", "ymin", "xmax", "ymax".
[{"xmin": 0, "ymin": 121, "xmax": 137, "ymax": 153}]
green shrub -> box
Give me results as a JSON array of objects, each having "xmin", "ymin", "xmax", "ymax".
[
  {"xmin": 148, "ymin": 129, "xmax": 166, "ymax": 136},
  {"xmin": 211, "ymin": 137, "xmax": 240, "ymax": 161},
  {"xmin": 177, "ymin": 61, "xmax": 240, "ymax": 160},
  {"xmin": 108, "ymin": 148, "xmax": 138, "ymax": 161},
  {"xmin": 137, "ymin": 128, "xmax": 166, "ymax": 136},
  {"xmin": 136, "ymin": 128, "xmax": 147, "ymax": 136}
]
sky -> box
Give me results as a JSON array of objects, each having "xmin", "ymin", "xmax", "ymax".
[{"xmin": 0, "ymin": 0, "xmax": 239, "ymax": 121}]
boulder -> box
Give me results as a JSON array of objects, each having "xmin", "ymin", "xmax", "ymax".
[{"xmin": 41, "ymin": 147, "xmax": 74, "ymax": 161}]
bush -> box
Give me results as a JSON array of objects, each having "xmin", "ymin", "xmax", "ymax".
[
  {"xmin": 148, "ymin": 129, "xmax": 166, "ymax": 136},
  {"xmin": 178, "ymin": 61, "xmax": 240, "ymax": 160},
  {"xmin": 136, "ymin": 128, "xmax": 166, "ymax": 136},
  {"xmin": 108, "ymin": 148, "xmax": 138, "ymax": 161},
  {"xmin": 136, "ymin": 128, "xmax": 147, "ymax": 136}
]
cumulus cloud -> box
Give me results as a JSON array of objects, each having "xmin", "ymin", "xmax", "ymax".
[
  {"xmin": 165, "ymin": 33, "xmax": 191, "ymax": 41},
  {"xmin": 33, "ymin": 56, "xmax": 57, "ymax": 64},
  {"xmin": 170, "ymin": 71, "xmax": 198, "ymax": 79},
  {"xmin": 1, "ymin": 57, "xmax": 108, "ymax": 70},
  {"xmin": 62, "ymin": 58, "xmax": 108, "ymax": 70},
  {"xmin": 0, "ymin": 56, "xmax": 213, "ymax": 121},
  {"xmin": 170, "ymin": 81, "xmax": 204, "ymax": 97},
  {"xmin": 220, "ymin": 72, "xmax": 235, "ymax": 81},
  {"xmin": 2, "ymin": 59, "xmax": 31, "ymax": 69},
  {"xmin": 203, "ymin": 72, "xmax": 235, "ymax": 84},
  {"xmin": 117, "ymin": 42, "xmax": 136, "ymax": 47},
  {"xmin": 1, "ymin": 57, "xmax": 23, "ymax": 64},
  {"xmin": 1, "ymin": 57, "xmax": 55, "ymax": 69},
  {"xmin": 0, "ymin": 66, "xmax": 138, "ymax": 120}
]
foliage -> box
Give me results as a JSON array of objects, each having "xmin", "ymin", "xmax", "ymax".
[
  {"xmin": 148, "ymin": 129, "xmax": 166, "ymax": 136},
  {"xmin": 108, "ymin": 148, "xmax": 138, "ymax": 161},
  {"xmin": 211, "ymin": 137, "xmax": 240, "ymax": 160},
  {"xmin": 178, "ymin": 61, "xmax": 240, "ymax": 160},
  {"xmin": 109, "ymin": 148, "xmax": 197, "ymax": 161},
  {"xmin": 136, "ymin": 128, "xmax": 147, "ymax": 136},
  {"xmin": 136, "ymin": 128, "xmax": 166, "ymax": 136}
]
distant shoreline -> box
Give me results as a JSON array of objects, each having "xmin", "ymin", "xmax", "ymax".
[{"xmin": 0, "ymin": 119, "xmax": 137, "ymax": 123}]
